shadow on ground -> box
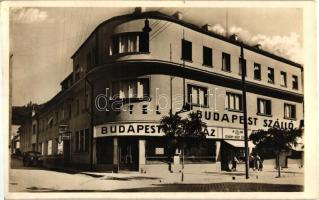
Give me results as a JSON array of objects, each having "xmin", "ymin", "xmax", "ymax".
[{"xmin": 25, "ymin": 182, "xmax": 303, "ymax": 192}]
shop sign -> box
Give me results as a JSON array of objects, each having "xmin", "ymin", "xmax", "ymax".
[
  {"xmin": 222, "ymin": 128, "xmax": 252, "ymax": 140},
  {"xmin": 94, "ymin": 123, "xmax": 164, "ymax": 138}
]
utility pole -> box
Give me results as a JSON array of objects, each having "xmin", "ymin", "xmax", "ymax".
[{"xmin": 240, "ymin": 43, "xmax": 249, "ymax": 179}]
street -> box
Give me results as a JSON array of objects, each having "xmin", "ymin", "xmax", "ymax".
[{"xmin": 9, "ymin": 157, "xmax": 303, "ymax": 192}]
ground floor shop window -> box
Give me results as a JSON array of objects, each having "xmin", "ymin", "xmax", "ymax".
[
  {"xmin": 183, "ymin": 139, "xmax": 216, "ymax": 163},
  {"xmin": 145, "ymin": 137, "xmax": 168, "ymax": 164}
]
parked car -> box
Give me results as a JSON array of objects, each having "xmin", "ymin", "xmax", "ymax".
[{"xmin": 22, "ymin": 151, "xmax": 43, "ymax": 167}]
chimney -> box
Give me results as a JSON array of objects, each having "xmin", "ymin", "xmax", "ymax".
[
  {"xmin": 133, "ymin": 7, "xmax": 145, "ymax": 14},
  {"xmin": 254, "ymin": 44, "xmax": 262, "ymax": 49},
  {"xmin": 173, "ymin": 12, "xmax": 183, "ymax": 20},
  {"xmin": 202, "ymin": 24, "xmax": 213, "ymax": 32},
  {"xmin": 229, "ymin": 34, "xmax": 239, "ymax": 41}
]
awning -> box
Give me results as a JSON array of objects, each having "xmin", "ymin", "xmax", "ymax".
[{"xmin": 224, "ymin": 140, "xmax": 255, "ymax": 148}]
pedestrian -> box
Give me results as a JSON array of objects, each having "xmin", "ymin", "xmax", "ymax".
[
  {"xmin": 255, "ymin": 153, "xmax": 261, "ymax": 171},
  {"xmin": 231, "ymin": 155, "xmax": 239, "ymax": 171},
  {"xmin": 249, "ymin": 154, "xmax": 255, "ymax": 170}
]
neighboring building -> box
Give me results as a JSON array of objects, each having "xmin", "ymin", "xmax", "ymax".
[{"xmin": 17, "ymin": 10, "xmax": 304, "ymax": 172}]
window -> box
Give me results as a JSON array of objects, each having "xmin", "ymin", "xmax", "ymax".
[
  {"xmin": 75, "ymin": 131, "xmax": 79, "ymax": 152},
  {"xmin": 181, "ymin": 39, "xmax": 192, "ymax": 61},
  {"xmin": 76, "ymin": 99, "xmax": 80, "ymax": 115},
  {"xmin": 284, "ymin": 103, "xmax": 296, "ymax": 119},
  {"xmin": 111, "ymin": 33, "xmax": 140, "ymax": 54},
  {"xmin": 32, "ymin": 124, "xmax": 36, "ymax": 134},
  {"xmin": 84, "ymin": 93, "xmax": 89, "ymax": 110},
  {"xmin": 61, "ymin": 106, "xmax": 65, "ymax": 120},
  {"xmin": 203, "ymin": 46, "xmax": 212, "ymax": 67},
  {"xmin": 187, "ymin": 85, "xmax": 208, "ymax": 107},
  {"xmin": 49, "ymin": 118, "xmax": 53, "ymax": 128},
  {"xmin": 257, "ymin": 98, "xmax": 272, "ymax": 116},
  {"xmin": 75, "ymin": 64, "xmax": 81, "ymax": 81},
  {"xmin": 112, "ymin": 78, "xmax": 149, "ymax": 99},
  {"xmin": 292, "ymin": 75, "xmax": 298, "ymax": 90},
  {"xmin": 47, "ymin": 140, "xmax": 52, "ymax": 155},
  {"xmin": 254, "ymin": 63, "xmax": 261, "ymax": 80},
  {"xmin": 222, "ymin": 52, "xmax": 231, "ymax": 72},
  {"xmin": 75, "ymin": 129, "xmax": 89, "ymax": 152},
  {"xmin": 38, "ymin": 143, "xmax": 43, "ymax": 155},
  {"xmin": 67, "ymin": 104, "xmax": 72, "ymax": 119},
  {"xmin": 80, "ymin": 130, "xmax": 84, "ymax": 152},
  {"xmin": 55, "ymin": 111, "xmax": 59, "ymax": 125},
  {"xmin": 239, "ymin": 58, "xmax": 246, "ymax": 76},
  {"xmin": 280, "ymin": 71, "xmax": 287, "ymax": 87},
  {"xmin": 86, "ymin": 52, "xmax": 92, "ymax": 70},
  {"xmin": 267, "ymin": 67, "xmax": 274, "ymax": 83},
  {"xmin": 85, "ymin": 129, "xmax": 89, "ymax": 152},
  {"xmin": 226, "ymin": 92, "xmax": 243, "ymax": 112}
]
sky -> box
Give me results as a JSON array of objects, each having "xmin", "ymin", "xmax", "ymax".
[{"xmin": 9, "ymin": 7, "xmax": 303, "ymax": 106}]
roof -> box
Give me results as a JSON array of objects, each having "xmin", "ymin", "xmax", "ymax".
[{"xmin": 71, "ymin": 11, "xmax": 303, "ymax": 69}]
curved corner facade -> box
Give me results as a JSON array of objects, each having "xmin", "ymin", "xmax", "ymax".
[{"xmin": 19, "ymin": 12, "xmax": 304, "ymax": 172}]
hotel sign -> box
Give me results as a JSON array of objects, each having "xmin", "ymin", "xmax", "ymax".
[{"xmin": 94, "ymin": 123, "xmax": 220, "ymax": 138}]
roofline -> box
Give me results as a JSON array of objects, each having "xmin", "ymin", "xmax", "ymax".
[{"xmin": 70, "ymin": 11, "xmax": 303, "ymax": 69}]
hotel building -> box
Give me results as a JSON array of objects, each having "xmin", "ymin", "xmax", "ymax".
[{"xmin": 18, "ymin": 9, "xmax": 304, "ymax": 172}]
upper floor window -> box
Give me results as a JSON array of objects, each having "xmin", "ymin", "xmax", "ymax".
[
  {"xmin": 203, "ymin": 46, "xmax": 212, "ymax": 67},
  {"xmin": 112, "ymin": 78, "xmax": 149, "ymax": 99},
  {"xmin": 267, "ymin": 67, "xmax": 274, "ymax": 84},
  {"xmin": 32, "ymin": 124, "xmax": 36, "ymax": 134},
  {"xmin": 254, "ymin": 63, "xmax": 261, "ymax": 80},
  {"xmin": 226, "ymin": 92, "xmax": 243, "ymax": 112},
  {"xmin": 76, "ymin": 99, "xmax": 80, "ymax": 115},
  {"xmin": 187, "ymin": 84, "xmax": 208, "ymax": 107},
  {"xmin": 84, "ymin": 93, "xmax": 89, "ymax": 110},
  {"xmin": 86, "ymin": 52, "xmax": 92, "ymax": 70},
  {"xmin": 280, "ymin": 71, "xmax": 287, "ymax": 87},
  {"xmin": 181, "ymin": 39, "xmax": 192, "ymax": 61},
  {"xmin": 75, "ymin": 64, "xmax": 81, "ymax": 82},
  {"xmin": 292, "ymin": 75, "xmax": 298, "ymax": 90},
  {"xmin": 239, "ymin": 58, "xmax": 246, "ymax": 76},
  {"xmin": 110, "ymin": 33, "xmax": 141, "ymax": 55},
  {"xmin": 284, "ymin": 103, "xmax": 296, "ymax": 119},
  {"xmin": 67, "ymin": 104, "xmax": 72, "ymax": 119},
  {"xmin": 222, "ymin": 53, "xmax": 231, "ymax": 72},
  {"xmin": 257, "ymin": 98, "xmax": 272, "ymax": 116}
]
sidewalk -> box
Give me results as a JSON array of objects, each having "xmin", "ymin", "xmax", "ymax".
[{"xmin": 79, "ymin": 167, "xmax": 304, "ymax": 185}]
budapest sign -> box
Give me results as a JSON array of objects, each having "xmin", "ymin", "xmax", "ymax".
[{"xmin": 94, "ymin": 123, "xmax": 220, "ymax": 138}]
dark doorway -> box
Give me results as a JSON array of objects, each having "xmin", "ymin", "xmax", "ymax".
[
  {"xmin": 118, "ymin": 137, "xmax": 139, "ymax": 171},
  {"xmin": 63, "ymin": 140, "xmax": 71, "ymax": 162}
]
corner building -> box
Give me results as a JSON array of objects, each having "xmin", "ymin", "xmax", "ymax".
[{"xmin": 19, "ymin": 10, "xmax": 304, "ymax": 172}]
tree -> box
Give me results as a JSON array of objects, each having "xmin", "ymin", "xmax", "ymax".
[
  {"xmin": 159, "ymin": 112, "xmax": 207, "ymax": 181},
  {"xmin": 249, "ymin": 127, "xmax": 302, "ymax": 178}
]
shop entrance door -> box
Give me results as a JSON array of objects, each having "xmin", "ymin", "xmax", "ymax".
[{"xmin": 118, "ymin": 138, "xmax": 138, "ymax": 171}]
